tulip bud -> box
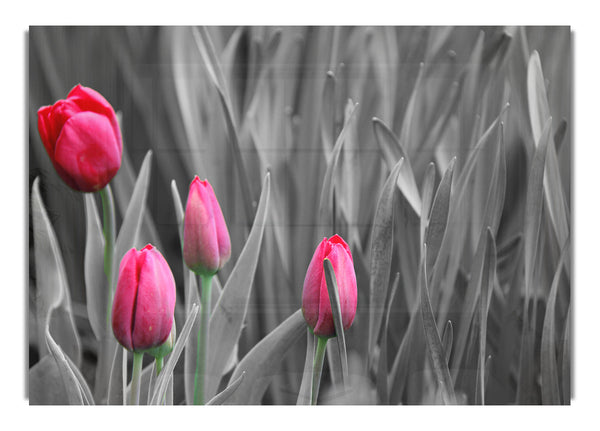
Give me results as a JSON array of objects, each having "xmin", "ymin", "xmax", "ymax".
[
  {"xmin": 144, "ymin": 318, "xmax": 176, "ymax": 360},
  {"xmin": 183, "ymin": 176, "xmax": 231, "ymax": 276},
  {"xmin": 302, "ymin": 234, "xmax": 357, "ymax": 338},
  {"xmin": 37, "ymin": 84, "xmax": 122, "ymax": 192},
  {"xmin": 112, "ymin": 244, "xmax": 176, "ymax": 352}
]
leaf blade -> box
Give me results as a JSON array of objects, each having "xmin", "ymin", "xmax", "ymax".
[
  {"xmin": 225, "ymin": 310, "xmax": 306, "ymax": 404},
  {"xmin": 367, "ymin": 157, "xmax": 404, "ymax": 361},
  {"xmin": 205, "ymin": 173, "xmax": 271, "ymax": 399}
]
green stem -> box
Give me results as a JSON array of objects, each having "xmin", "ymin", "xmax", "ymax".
[
  {"xmin": 311, "ymin": 336, "xmax": 329, "ymax": 405},
  {"xmin": 130, "ymin": 352, "xmax": 144, "ymax": 405},
  {"xmin": 155, "ymin": 357, "xmax": 164, "ymax": 376},
  {"xmin": 194, "ymin": 274, "xmax": 213, "ymax": 405},
  {"xmin": 99, "ymin": 185, "xmax": 116, "ymax": 327}
]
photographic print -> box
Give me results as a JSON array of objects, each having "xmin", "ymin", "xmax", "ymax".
[{"xmin": 27, "ymin": 26, "xmax": 571, "ymax": 405}]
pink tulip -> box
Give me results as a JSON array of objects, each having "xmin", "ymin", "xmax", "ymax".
[
  {"xmin": 112, "ymin": 245, "xmax": 176, "ymax": 352},
  {"xmin": 302, "ymin": 234, "xmax": 357, "ymax": 338},
  {"xmin": 183, "ymin": 176, "xmax": 231, "ymax": 276},
  {"xmin": 37, "ymin": 84, "xmax": 122, "ymax": 192}
]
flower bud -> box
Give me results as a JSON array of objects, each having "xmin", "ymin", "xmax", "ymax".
[
  {"xmin": 112, "ymin": 245, "xmax": 176, "ymax": 352},
  {"xmin": 143, "ymin": 318, "xmax": 176, "ymax": 360},
  {"xmin": 302, "ymin": 234, "xmax": 357, "ymax": 338},
  {"xmin": 37, "ymin": 84, "xmax": 122, "ymax": 192},
  {"xmin": 183, "ymin": 176, "xmax": 231, "ymax": 276}
]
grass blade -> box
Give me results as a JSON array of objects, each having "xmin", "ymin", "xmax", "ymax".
[
  {"xmin": 323, "ymin": 258, "xmax": 349, "ymax": 386},
  {"xmin": 205, "ymin": 173, "xmax": 271, "ymax": 400},
  {"xmin": 225, "ymin": 310, "xmax": 306, "ymax": 404},
  {"xmin": 419, "ymin": 245, "xmax": 456, "ymax": 405},
  {"xmin": 367, "ymin": 157, "xmax": 404, "ymax": 362}
]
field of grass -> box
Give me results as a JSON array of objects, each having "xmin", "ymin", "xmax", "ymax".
[{"xmin": 28, "ymin": 26, "xmax": 571, "ymax": 405}]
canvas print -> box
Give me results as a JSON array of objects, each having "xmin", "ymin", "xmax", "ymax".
[{"xmin": 28, "ymin": 26, "xmax": 571, "ymax": 405}]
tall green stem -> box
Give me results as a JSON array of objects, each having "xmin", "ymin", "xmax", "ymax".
[
  {"xmin": 194, "ymin": 274, "xmax": 213, "ymax": 405},
  {"xmin": 99, "ymin": 185, "xmax": 116, "ymax": 326},
  {"xmin": 130, "ymin": 352, "xmax": 144, "ymax": 405},
  {"xmin": 311, "ymin": 336, "xmax": 329, "ymax": 405}
]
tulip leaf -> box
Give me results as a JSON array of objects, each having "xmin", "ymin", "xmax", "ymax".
[
  {"xmin": 420, "ymin": 244, "xmax": 456, "ymax": 405},
  {"xmin": 541, "ymin": 240, "xmax": 569, "ymax": 404},
  {"xmin": 425, "ymin": 158, "xmax": 455, "ymax": 276},
  {"xmin": 562, "ymin": 306, "xmax": 571, "ymax": 404},
  {"xmin": 207, "ymin": 372, "xmax": 245, "ymax": 405},
  {"xmin": 376, "ymin": 272, "xmax": 399, "ymax": 404},
  {"xmin": 296, "ymin": 329, "xmax": 316, "ymax": 405},
  {"xmin": 318, "ymin": 100, "xmax": 358, "ymax": 234},
  {"xmin": 31, "ymin": 177, "xmax": 81, "ymax": 365},
  {"xmin": 434, "ymin": 112, "xmax": 507, "ymax": 344},
  {"xmin": 420, "ymin": 163, "xmax": 436, "ymax": 245},
  {"xmin": 150, "ymin": 304, "xmax": 199, "ymax": 405},
  {"xmin": 29, "ymin": 355, "xmax": 69, "ymax": 405},
  {"xmin": 224, "ymin": 310, "xmax": 306, "ymax": 404},
  {"xmin": 372, "ymin": 116, "xmax": 422, "ymax": 217},
  {"xmin": 107, "ymin": 345, "xmax": 125, "ymax": 405},
  {"xmin": 205, "ymin": 172, "xmax": 271, "ymax": 400},
  {"xmin": 367, "ymin": 157, "xmax": 403, "ymax": 362},
  {"xmin": 527, "ymin": 51, "xmax": 569, "ymax": 254},
  {"xmin": 113, "ymin": 150, "xmax": 152, "ymax": 277},
  {"xmin": 476, "ymin": 228, "xmax": 496, "ymax": 405},
  {"xmin": 524, "ymin": 118, "xmax": 552, "ymax": 309},
  {"xmin": 323, "ymin": 258, "xmax": 349, "ymax": 386},
  {"xmin": 320, "ymin": 71, "xmax": 336, "ymax": 156},
  {"xmin": 44, "ymin": 329, "xmax": 84, "ymax": 405},
  {"xmin": 84, "ymin": 193, "xmax": 106, "ymax": 340},
  {"xmin": 191, "ymin": 26, "xmax": 255, "ymax": 223},
  {"xmin": 442, "ymin": 320, "xmax": 454, "ymax": 365}
]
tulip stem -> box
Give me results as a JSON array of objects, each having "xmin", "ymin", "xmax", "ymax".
[
  {"xmin": 194, "ymin": 274, "xmax": 213, "ymax": 405},
  {"xmin": 155, "ymin": 357, "xmax": 164, "ymax": 376},
  {"xmin": 311, "ymin": 335, "xmax": 329, "ymax": 405},
  {"xmin": 99, "ymin": 185, "xmax": 116, "ymax": 326},
  {"xmin": 130, "ymin": 352, "xmax": 144, "ymax": 405}
]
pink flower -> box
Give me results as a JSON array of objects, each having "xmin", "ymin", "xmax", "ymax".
[
  {"xmin": 183, "ymin": 176, "xmax": 231, "ymax": 276},
  {"xmin": 112, "ymin": 245, "xmax": 176, "ymax": 352},
  {"xmin": 37, "ymin": 84, "xmax": 122, "ymax": 192},
  {"xmin": 302, "ymin": 235, "xmax": 357, "ymax": 338}
]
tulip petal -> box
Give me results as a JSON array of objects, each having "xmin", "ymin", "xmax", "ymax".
[
  {"xmin": 183, "ymin": 178, "xmax": 221, "ymax": 274},
  {"xmin": 301, "ymin": 238, "xmax": 328, "ymax": 330},
  {"xmin": 111, "ymin": 249, "xmax": 140, "ymax": 351},
  {"xmin": 54, "ymin": 112, "xmax": 122, "ymax": 192},
  {"xmin": 205, "ymin": 181, "xmax": 231, "ymax": 268},
  {"xmin": 131, "ymin": 246, "xmax": 176, "ymax": 351},
  {"xmin": 67, "ymin": 84, "xmax": 122, "ymax": 152}
]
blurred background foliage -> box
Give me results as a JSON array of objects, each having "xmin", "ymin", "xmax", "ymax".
[{"xmin": 28, "ymin": 26, "xmax": 570, "ymax": 404}]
